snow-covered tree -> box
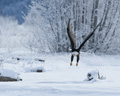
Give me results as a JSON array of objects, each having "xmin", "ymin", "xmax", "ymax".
[
  {"xmin": 23, "ymin": 1, "xmax": 55, "ymax": 53},
  {"xmin": 42, "ymin": 0, "xmax": 120, "ymax": 54},
  {"xmin": 22, "ymin": 0, "xmax": 120, "ymax": 54}
]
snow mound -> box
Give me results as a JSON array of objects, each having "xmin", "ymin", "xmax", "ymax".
[
  {"xmin": 85, "ymin": 70, "xmax": 106, "ymax": 82},
  {"xmin": 0, "ymin": 69, "xmax": 22, "ymax": 81},
  {"xmin": 24, "ymin": 66, "xmax": 46, "ymax": 72}
]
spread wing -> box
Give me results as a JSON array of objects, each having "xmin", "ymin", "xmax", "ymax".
[
  {"xmin": 67, "ymin": 19, "xmax": 76, "ymax": 50},
  {"xmin": 78, "ymin": 32, "xmax": 94, "ymax": 51},
  {"xmin": 78, "ymin": 21, "xmax": 102, "ymax": 51}
]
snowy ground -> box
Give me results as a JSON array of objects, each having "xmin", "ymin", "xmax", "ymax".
[{"xmin": 0, "ymin": 49, "xmax": 120, "ymax": 96}]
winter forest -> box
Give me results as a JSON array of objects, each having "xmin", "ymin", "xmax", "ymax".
[
  {"xmin": 1, "ymin": 0, "xmax": 120, "ymax": 96},
  {"xmin": 0, "ymin": 0, "xmax": 120, "ymax": 54}
]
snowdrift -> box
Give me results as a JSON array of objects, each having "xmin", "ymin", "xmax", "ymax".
[{"xmin": 0, "ymin": 69, "xmax": 22, "ymax": 81}]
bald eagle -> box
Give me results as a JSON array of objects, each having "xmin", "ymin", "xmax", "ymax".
[{"xmin": 67, "ymin": 18, "xmax": 101, "ymax": 66}]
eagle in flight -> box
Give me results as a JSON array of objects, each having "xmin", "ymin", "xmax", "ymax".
[{"xmin": 67, "ymin": 18, "xmax": 101, "ymax": 66}]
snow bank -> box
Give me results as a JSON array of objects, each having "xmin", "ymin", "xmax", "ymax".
[
  {"xmin": 0, "ymin": 69, "xmax": 22, "ymax": 81},
  {"xmin": 24, "ymin": 66, "xmax": 46, "ymax": 72},
  {"xmin": 0, "ymin": 52, "xmax": 120, "ymax": 96}
]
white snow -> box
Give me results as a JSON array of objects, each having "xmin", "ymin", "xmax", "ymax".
[
  {"xmin": 0, "ymin": 69, "xmax": 19, "ymax": 79},
  {"xmin": 0, "ymin": 49, "xmax": 120, "ymax": 96},
  {"xmin": 84, "ymin": 70, "xmax": 106, "ymax": 82}
]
